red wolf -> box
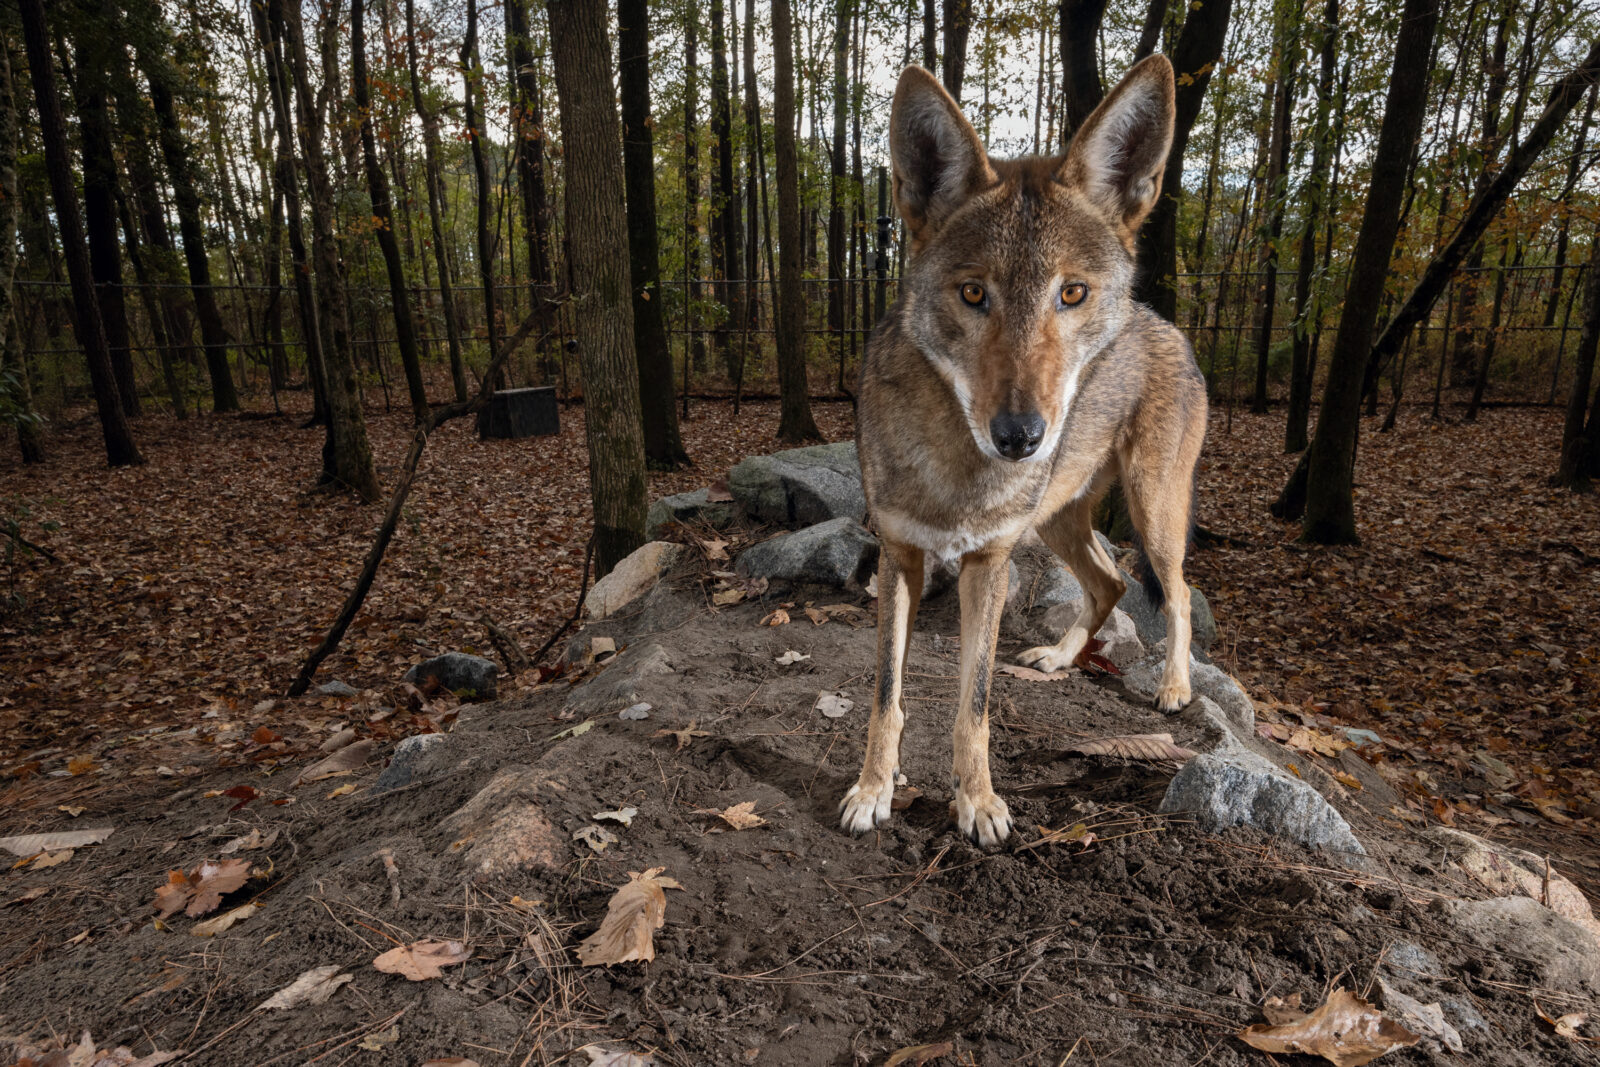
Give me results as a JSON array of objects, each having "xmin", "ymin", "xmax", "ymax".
[{"xmin": 842, "ymin": 56, "xmax": 1207, "ymax": 847}]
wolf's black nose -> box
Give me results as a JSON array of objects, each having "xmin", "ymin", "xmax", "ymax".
[{"xmin": 989, "ymin": 411, "xmax": 1046, "ymax": 460}]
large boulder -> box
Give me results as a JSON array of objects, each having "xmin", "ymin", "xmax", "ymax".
[
  {"xmin": 729, "ymin": 442, "xmax": 865, "ymax": 526},
  {"xmin": 1118, "ymin": 574, "xmax": 1217, "ymax": 651},
  {"xmin": 735, "ymin": 517, "xmax": 878, "ymax": 588},
  {"xmin": 1160, "ymin": 749, "xmax": 1364, "ymax": 855},
  {"xmin": 1123, "ymin": 653, "xmax": 1254, "ymax": 736},
  {"xmin": 1426, "ymin": 827, "xmax": 1600, "ymax": 946},
  {"xmin": 585, "ymin": 541, "xmax": 683, "ymax": 620},
  {"xmin": 646, "ymin": 488, "xmax": 736, "ymax": 539},
  {"xmin": 1437, "ymin": 895, "xmax": 1600, "ymax": 996},
  {"xmin": 404, "ymin": 652, "xmax": 499, "ymax": 700},
  {"xmin": 437, "ymin": 766, "xmax": 567, "ymax": 881}
]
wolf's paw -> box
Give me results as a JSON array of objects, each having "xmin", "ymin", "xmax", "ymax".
[
  {"xmin": 1155, "ymin": 680, "xmax": 1191, "ymax": 713},
  {"xmin": 953, "ymin": 789, "xmax": 1012, "ymax": 848},
  {"xmin": 1017, "ymin": 630, "xmax": 1088, "ymax": 675},
  {"xmin": 839, "ymin": 777, "xmax": 895, "ymax": 836}
]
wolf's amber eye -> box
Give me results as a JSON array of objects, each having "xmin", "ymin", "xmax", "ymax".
[
  {"xmin": 1060, "ymin": 282, "xmax": 1089, "ymax": 307},
  {"xmin": 960, "ymin": 282, "xmax": 986, "ymax": 307}
]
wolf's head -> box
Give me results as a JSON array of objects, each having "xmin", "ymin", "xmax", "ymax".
[{"xmin": 890, "ymin": 57, "xmax": 1175, "ymax": 463}]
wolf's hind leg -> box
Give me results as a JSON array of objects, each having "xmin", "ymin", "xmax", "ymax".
[
  {"xmin": 841, "ymin": 540, "xmax": 923, "ymax": 835},
  {"xmin": 1016, "ymin": 496, "xmax": 1127, "ymax": 673}
]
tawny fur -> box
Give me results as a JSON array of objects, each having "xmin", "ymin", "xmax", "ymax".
[{"xmin": 842, "ymin": 56, "xmax": 1207, "ymax": 848}]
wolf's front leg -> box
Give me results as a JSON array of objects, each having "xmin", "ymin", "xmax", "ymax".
[
  {"xmin": 841, "ymin": 541, "xmax": 923, "ymax": 835},
  {"xmin": 951, "ymin": 546, "xmax": 1013, "ymax": 847}
]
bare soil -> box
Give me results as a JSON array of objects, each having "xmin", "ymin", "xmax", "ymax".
[{"xmin": 2, "ymin": 563, "xmax": 1589, "ymax": 1066}]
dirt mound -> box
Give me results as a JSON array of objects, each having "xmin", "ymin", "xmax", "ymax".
[{"xmin": 0, "ymin": 571, "xmax": 1592, "ymax": 1066}]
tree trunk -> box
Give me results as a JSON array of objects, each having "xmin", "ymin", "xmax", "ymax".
[
  {"xmin": 1544, "ymin": 84, "xmax": 1598, "ymax": 330},
  {"xmin": 1133, "ymin": 0, "xmax": 1166, "ymax": 62},
  {"xmin": 1059, "ymin": 0, "xmax": 1107, "ymax": 140},
  {"xmin": 1132, "ymin": 0, "xmax": 1233, "ymax": 320},
  {"xmin": 145, "ymin": 63, "xmax": 239, "ymax": 413},
  {"xmin": 1295, "ymin": 0, "xmax": 1439, "ymax": 543},
  {"xmin": 709, "ymin": 0, "xmax": 743, "ymax": 381},
  {"xmin": 922, "ymin": 0, "xmax": 937, "ymax": 70},
  {"xmin": 773, "ymin": 0, "xmax": 822, "ymax": 444},
  {"xmin": 1286, "ymin": 0, "xmax": 1338, "ymax": 453},
  {"xmin": 684, "ymin": 3, "xmax": 708, "ymax": 374},
  {"xmin": 462, "ymin": 0, "xmax": 502, "ymax": 387},
  {"xmin": 19, "ymin": 0, "xmax": 141, "ymax": 465},
  {"xmin": 1554, "ymin": 223, "xmax": 1600, "ymax": 489},
  {"xmin": 619, "ymin": 0, "xmax": 689, "ymax": 468},
  {"xmin": 506, "ymin": 0, "xmax": 555, "ymax": 370},
  {"xmin": 71, "ymin": 9, "xmax": 140, "ymax": 417},
  {"xmin": 547, "ymin": 0, "xmax": 648, "ymax": 577},
  {"xmin": 0, "ymin": 34, "xmax": 41, "ymax": 462},
  {"xmin": 404, "ymin": 0, "xmax": 467, "ymax": 402},
  {"xmin": 828, "ymin": 0, "xmax": 847, "ymax": 349},
  {"xmin": 272, "ymin": 0, "xmax": 380, "ymax": 502},
  {"xmin": 1250, "ymin": 27, "xmax": 1296, "ymax": 415},
  {"xmin": 941, "ymin": 0, "xmax": 971, "ymax": 103},
  {"xmin": 351, "ymin": 0, "xmax": 427, "ymax": 424}
]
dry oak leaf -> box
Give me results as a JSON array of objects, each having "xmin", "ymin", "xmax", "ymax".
[
  {"xmin": 0, "ymin": 827, "xmax": 113, "ymax": 856},
  {"xmin": 256, "ymin": 964, "xmax": 353, "ymax": 1010},
  {"xmin": 803, "ymin": 606, "xmax": 827, "ymax": 626},
  {"xmin": 27, "ymin": 848, "xmax": 76, "ymax": 869},
  {"xmin": 575, "ymin": 867, "xmax": 684, "ymax": 967},
  {"xmin": 152, "ymin": 858, "xmax": 252, "ymax": 919},
  {"xmin": 218, "ymin": 828, "xmax": 278, "ymax": 855},
  {"xmin": 1536, "ymin": 1001, "xmax": 1597, "ymax": 1044},
  {"xmin": 294, "ymin": 738, "xmax": 376, "ymax": 785},
  {"xmin": 883, "ymin": 1041, "xmax": 955, "ymax": 1065},
  {"xmin": 372, "ymin": 938, "xmax": 470, "ymax": 981},
  {"xmin": 760, "ymin": 608, "xmax": 791, "ymax": 627},
  {"xmin": 702, "ymin": 801, "xmax": 766, "ymax": 830},
  {"xmin": 1067, "ymin": 733, "xmax": 1197, "ymax": 762},
  {"xmin": 190, "ymin": 901, "xmax": 261, "ymax": 937},
  {"xmin": 580, "ymin": 1048, "xmax": 657, "ymax": 1067},
  {"xmin": 654, "ymin": 721, "xmax": 711, "ymax": 751},
  {"xmin": 1238, "ymin": 987, "xmax": 1419, "ymax": 1066}
]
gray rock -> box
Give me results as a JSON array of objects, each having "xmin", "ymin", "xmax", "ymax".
[
  {"xmin": 564, "ymin": 641, "xmax": 676, "ymax": 717},
  {"xmin": 924, "ymin": 558, "xmax": 1020, "ymax": 604},
  {"xmin": 1036, "ymin": 601, "xmax": 1145, "ymax": 667},
  {"xmin": 404, "ymin": 652, "xmax": 499, "ymax": 700},
  {"xmin": 646, "ymin": 488, "xmax": 736, "ymax": 539},
  {"xmin": 729, "ymin": 442, "xmax": 865, "ymax": 526},
  {"xmin": 1382, "ymin": 940, "xmax": 1444, "ymax": 978},
  {"xmin": 1438, "ymin": 895, "xmax": 1600, "ymax": 996},
  {"xmin": 734, "ymin": 517, "xmax": 878, "ymax": 588},
  {"xmin": 1123, "ymin": 653, "xmax": 1254, "ymax": 735},
  {"xmin": 1118, "ymin": 574, "xmax": 1217, "ymax": 651},
  {"xmin": 316, "ymin": 680, "xmax": 359, "ymax": 698},
  {"xmin": 1339, "ymin": 748, "xmax": 1401, "ymax": 810},
  {"xmin": 372, "ymin": 733, "xmax": 450, "ymax": 793},
  {"xmin": 1160, "ymin": 749, "xmax": 1365, "ymax": 855}
]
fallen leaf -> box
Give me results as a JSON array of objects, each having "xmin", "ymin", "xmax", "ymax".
[
  {"xmin": 257, "ymin": 964, "xmax": 353, "ymax": 1010},
  {"xmin": 774, "ymin": 650, "xmax": 809, "ymax": 666},
  {"xmin": 701, "ymin": 801, "xmax": 766, "ymax": 830},
  {"xmin": 706, "ymin": 479, "xmax": 734, "ymax": 502},
  {"xmin": 1018, "ymin": 822, "xmax": 1097, "ymax": 853},
  {"xmin": 574, "ymin": 825, "xmax": 619, "ymax": 852},
  {"xmin": 68, "ymin": 755, "xmax": 99, "ymax": 775},
  {"xmin": 891, "ymin": 786, "xmax": 922, "ymax": 811},
  {"xmin": 1374, "ymin": 977, "xmax": 1462, "ymax": 1053},
  {"xmin": 594, "ymin": 807, "xmax": 638, "ymax": 827},
  {"xmin": 1263, "ymin": 993, "xmax": 1305, "ymax": 1025},
  {"xmin": 28, "ymin": 848, "xmax": 75, "ymax": 869},
  {"xmin": 422, "ymin": 1059, "xmax": 483, "ymax": 1067},
  {"xmin": 0, "ymin": 827, "xmax": 113, "ymax": 855},
  {"xmin": 59, "ymin": 805, "xmax": 86, "ymax": 817},
  {"xmin": 6, "ymin": 885, "xmax": 48, "ymax": 907},
  {"xmin": 712, "ymin": 587, "xmax": 745, "ymax": 607},
  {"xmin": 580, "ymin": 1048, "xmax": 657, "ymax": 1067},
  {"xmin": 619, "ymin": 703, "xmax": 652, "ymax": 720},
  {"xmin": 319, "ymin": 727, "xmax": 356, "ymax": 753},
  {"xmin": 803, "ymin": 606, "xmax": 827, "ymax": 626},
  {"xmin": 372, "ymin": 939, "xmax": 470, "ymax": 981},
  {"xmin": 815, "ymin": 691, "xmax": 854, "ymax": 718},
  {"xmin": 326, "ymin": 783, "xmax": 356, "ymax": 798},
  {"xmin": 223, "ymin": 784, "xmax": 259, "ymax": 811},
  {"xmin": 576, "ymin": 867, "xmax": 683, "ymax": 967},
  {"xmin": 251, "ymin": 725, "xmax": 281, "ymax": 745},
  {"xmin": 191, "ymin": 902, "xmax": 261, "ymax": 937},
  {"xmin": 357, "ymin": 1026, "xmax": 399, "ymax": 1051},
  {"xmin": 1067, "ymin": 734, "xmax": 1196, "ymax": 762},
  {"xmin": 294, "ymin": 738, "xmax": 376, "ymax": 785},
  {"xmin": 884, "ymin": 1041, "xmax": 955, "ymax": 1065},
  {"xmin": 152, "ymin": 858, "xmax": 252, "ymax": 919},
  {"xmin": 760, "ymin": 608, "xmax": 791, "ymax": 626},
  {"xmin": 548, "ymin": 719, "xmax": 597, "ymax": 742},
  {"xmin": 699, "ymin": 537, "xmax": 730, "ymax": 561},
  {"xmin": 996, "ymin": 663, "xmax": 1069, "ymax": 682},
  {"xmin": 218, "ymin": 828, "xmax": 279, "ymax": 855},
  {"xmin": 589, "ymin": 636, "xmax": 618, "ymax": 660},
  {"xmin": 1333, "ymin": 770, "xmax": 1365, "ymax": 791},
  {"xmin": 1536, "ymin": 1000, "xmax": 1597, "ymax": 1044},
  {"xmin": 1238, "ymin": 988, "xmax": 1420, "ymax": 1065},
  {"xmin": 654, "ymin": 721, "xmax": 711, "ymax": 751}
]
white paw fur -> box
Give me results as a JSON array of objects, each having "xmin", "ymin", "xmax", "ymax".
[
  {"xmin": 1017, "ymin": 627, "xmax": 1090, "ymax": 674},
  {"xmin": 953, "ymin": 788, "xmax": 1013, "ymax": 847},
  {"xmin": 839, "ymin": 777, "xmax": 895, "ymax": 835}
]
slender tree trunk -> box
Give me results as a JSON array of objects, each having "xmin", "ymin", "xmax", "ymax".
[
  {"xmin": 404, "ymin": 0, "xmax": 467, "ymax": 402},
  {"xmin": 506, "ymin": 0, "xmax": 554, "ymax": 368},
  {"xmin": 1134, "ymin": 0, "xmax": 1166, "ymax": 62},
  {"xmin": 1291, "ymin": 0, "xmax": 1439, "ymax": 543},
  {"xmin": 1132, "ymin": 0, "xmax": 1233, "ymax": 320},
  {"xmin": 0, "ymin": 35, "xmax": 41, "ymax": 462},
  {"xmin": 1554, "ymin": 222, "xmax": 1600, "ymax": 489},
  {"xmin": 19, "ymin": 0, "xmax": 141, "ymax": 465},
  {"xmin": 462, "ymin": 0, "xmax": 502, "ymax": 388},
  {"xmin": 1286, "ymin": 0, "xmax": 1338, "ymax": 453},
  {"xmin": 684, "ymin": 3, "xmax": 708, "ymax": 374},
  {"xmin": 619, "ymin": 0, "xmax": 689, "ymax": 468},
  {"xmin": 1251, "ymin": 25, "xmax": 1296, "ymax": 415},
  {"xmin": 145, "ymin": 65, "xmax": 239, "ymax": 413},
  {"xmin": 709, "ymin": 0, "xmax": 742, "ymax": 381},
  {"xmin": 272, "ymin": 0, "xmax": 380, "ymax": 501},
  {"xmin": 828, "ymin": 0, "xmax": 848, "ymax": 350},
  {"xmin": 1465, "ymin": 237, "xmax": 1516, "ymax": 421},
  {"xmin": 1059, "ymin": 0, "xmax": 1108, "ymax": 140},
  {"xmin": 1450, "ymin": 3, "xmax": 1511, "ymax": 389},
  {"xmin": 1545, "ymin": 84, "xmax": 1598, "ymax": 330},
  {"xmin": 941, "ymin": 0, "xmax": 971, "ymax": 103},
  {"xmin": 547, "ymin": 0, "xmax": 648, "ymax": 576},
  {"xmin": 351, "ymin": 0, "xmax": 427, "ymax": 424},
  {"xmin": 773, "ymin": 0, "xmax": 822, "ymax": 444},
  {"xmin": 922, "ymin": 0, "xmax": 937, "ymax": 70}
]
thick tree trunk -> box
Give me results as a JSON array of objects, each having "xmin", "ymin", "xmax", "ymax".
[
  {"xmin": 506, "ymin": 0, "xmax": 555, "ymax": 363},
  {"xmin": 619, "ymin": 0, "xmax": 689, "ymax": 468},
  {"xmin": 351, "ymin": 0, "xmax": 427, "ymax": 424},
  {"xmin": 146, "ymin": 71, "xmax": 239, "ymax": 413},
  {"xmin": 1295, "ymin": 0, "xmax": 1439, "ymax": 543},
  {"xmin": 941, "ymin": 0, "xmax": 971, "ymax": 103},
  {"xmin": 709, "ymin": 0, "xmax": 743, "ymax": 380},
  {"xmin": 272, "ymin": 0, "xmax": 380, "ymax": 501},
  {"xmin": 1132, "ymin": 0, "xmax": 1233, "ymax": 320},
  {"xmin": 773, "ymin": 0, "xmax": 822, "ymax": 445},
  {"xmin": 72, "ymin": 12, "xmax": 140, "ymax": 417},
  {"xmin": 1554, "ymin": 222, "xmax": 1600, "ymax": 489},
  {"xmin": 404, "ymin": 0, "xmax": 467, "ymax": 403},
  {"xmin": 548, "ymin": 0, "xmax": 648, "ymax": 576},
  {"xmin": 19, "ymin": 0, "xmax": 141, "ymax": 465},
  {"xmin": 0, "ymin": 36, "xmax": 41, "ymax": 462},
  {"xmin": 1058, "ymin": 0, "xmax": 1107, "ymax": 140}
]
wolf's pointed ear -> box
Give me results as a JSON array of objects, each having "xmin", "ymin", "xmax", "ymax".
[
  {"xmin": 890, "ymin": 67, "xmax": 996, "ymax": 245},
  {"xmin": 1059, "ymin": 55, "xmax": 1175, "ymax": 239}
]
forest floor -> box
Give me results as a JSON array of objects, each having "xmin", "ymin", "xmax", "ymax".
[{"xmin": 1, "ymin": 392, "xmax": 1598, "ymax": 1064}]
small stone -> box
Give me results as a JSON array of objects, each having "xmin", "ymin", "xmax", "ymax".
[
  {"xmin": 734, "ymin": 517, "xmax": 878, "ymax": 588},
  {"xmin": 438, "ymin": 766, "xmax": 566, "ymax": 880},
  {"xmin": 585, "ymin": 542, "xmax": 684, "ymax": 620},
  {"xmin": 1159, "ymin": 749, "xmax": 1364, "ymax": 854},
  {"xmin": 371, "ymin": 734, "xmax": 450, "ymax": 794},
  {"xmin": 404, "ymin": 652, "xmax": 499, "ymax": 700},
  {"xmin": 316, "ymin": 680, "xmax": 359, "ymax": 699}
]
